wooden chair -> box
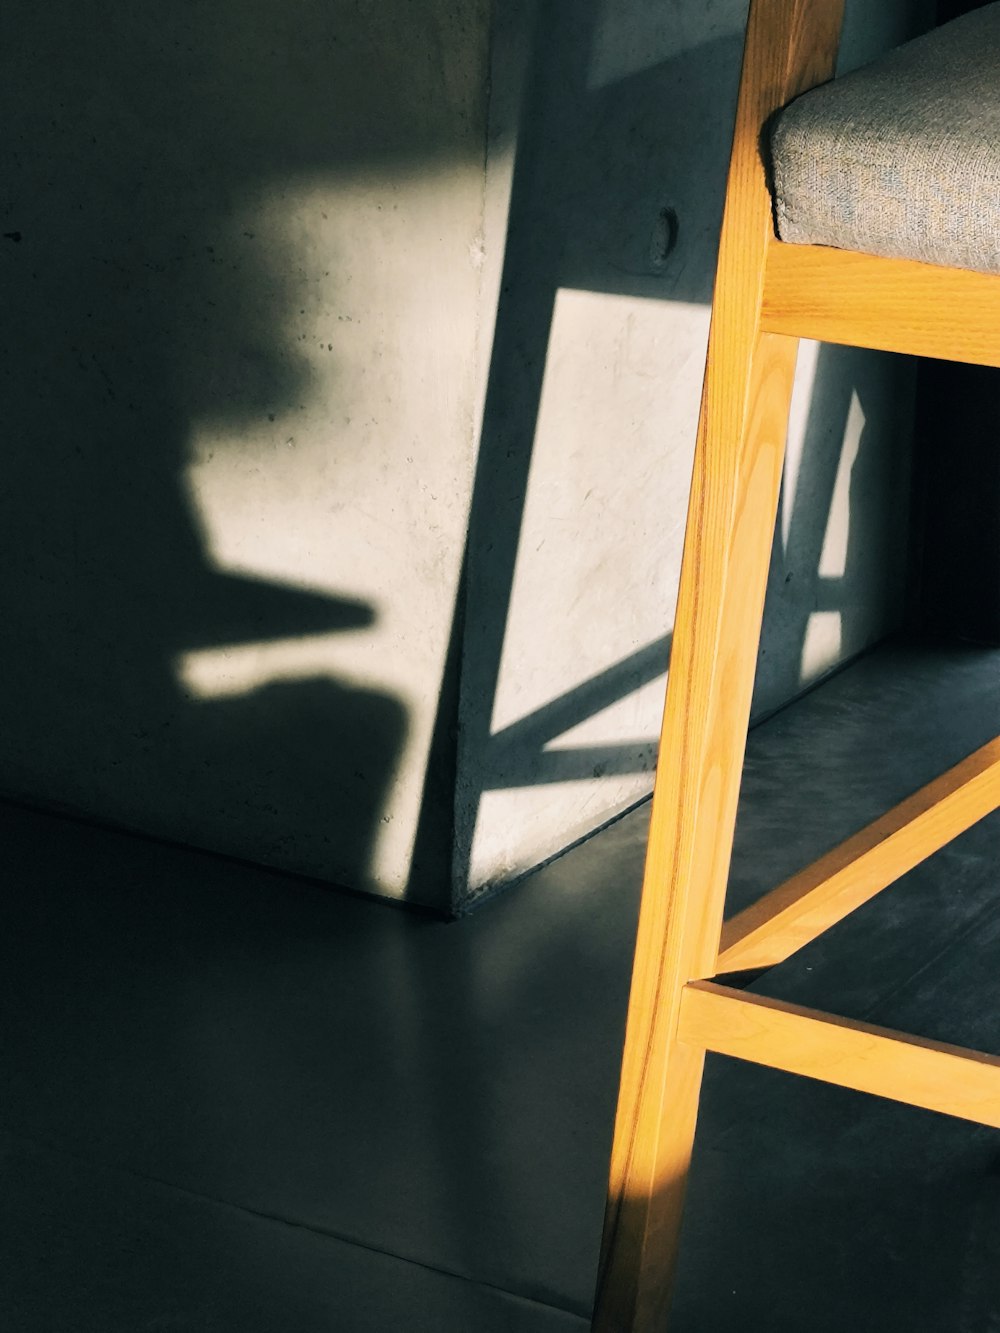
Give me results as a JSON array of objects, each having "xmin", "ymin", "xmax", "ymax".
[{"xmin": 592, "ymin": 2, "xmax": 1000, "ymax": 1328}]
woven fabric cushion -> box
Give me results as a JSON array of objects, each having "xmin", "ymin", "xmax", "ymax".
[{"xmin": 770, "ymin": 4, "xmax": 1000, "ymax": 274}]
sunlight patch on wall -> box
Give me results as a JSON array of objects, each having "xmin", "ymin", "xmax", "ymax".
[
  {"xmin": 176, "ymin": 631, "xmax": 388, "ymax": 702},
  {"xmin": 781, "ymin": 340, "xmax": 820, "ymax": 554},
  {"xmin": 800, "ymin": 610, "xmax": 843, "ymax": 682},
  {"xmin": 465, "ymin": 286, "xmax": 706, "ymax": 893},
  {"xmin": 489, "ymin": 287, "xmax": 706, "ymax": 738},
  {"xmin": 795, "ymin": 391, "xmax": 864, "ymax": 687},
  {"xmin": 468, "ymin": 779, "xmax": 642, "ymax": 894},
  {"xmin": 818, "ymin": 390, "xmax": 865, "ymax": 579},
  {"xmin": 546, "ymin": 670, "xmax": 666, "ymax": 753}
]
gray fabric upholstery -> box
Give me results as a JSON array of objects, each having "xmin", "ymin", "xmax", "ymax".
[{"xmin": 770, "ymin": 4, "xmax": 1000, "ymax": 274}]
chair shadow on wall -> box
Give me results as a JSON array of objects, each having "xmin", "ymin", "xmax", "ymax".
[{"xmin": 414, "ymin": 0, "xmax": 914, "ymax": 904}]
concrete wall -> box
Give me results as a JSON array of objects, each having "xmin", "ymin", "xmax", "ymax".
[
  {"xmin": 454, "ymin": 0, "xmax": 934, "ymax": 909},
  {"xmin": 1, "ymin": 0, "xmax": 931, "ymax": 914}
]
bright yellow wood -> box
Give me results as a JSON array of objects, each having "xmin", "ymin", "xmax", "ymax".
[
  {"xmin": 592, "ymin": 4, "xmax": 843, "ymax": 1330},
  {"xmin": 717, "ymin": 736, "xmax": 1000, "ymax": 975},
  {"xmin": 679, "ymin": 981, "xmax": 1000, "ymax": 1129},
  {"xmin": 762, "ymin": 241, "xmax": 1000, "ymax": 368}
]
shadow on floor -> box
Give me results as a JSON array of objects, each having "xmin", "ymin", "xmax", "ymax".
[{"xmin": 1, "ymin": 637, "xmax": 1000, "ymax": 1330}]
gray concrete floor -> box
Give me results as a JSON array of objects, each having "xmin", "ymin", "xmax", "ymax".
[{"xmin": 2, "ymin": 635, "xmax": 1000, "ymax": 1331}]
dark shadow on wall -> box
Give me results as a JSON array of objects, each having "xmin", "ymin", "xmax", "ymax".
[
  {"xmin": 912, "ymin": 0, "xmax": 1000, "ymax": 644},
  {"xmin": 917, "ymin": 363, "xmax": 1000, "ymax": 644},
  {"xmin": 0, "ymin": 0, "xmax": 497, "ymax": 899}
]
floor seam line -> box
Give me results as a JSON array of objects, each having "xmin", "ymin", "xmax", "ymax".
[{"xmin": 0, "ymin": 1124, "xmax": 591, "ymax": 1323}]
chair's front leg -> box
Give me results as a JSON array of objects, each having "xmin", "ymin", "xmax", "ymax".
[
  {"xmin": 591, "ymin": 322, "xmax": 800, "ymax": 1332},
  {"xmin": 591, "ymin": 3, "xmax": 844, "ymax": 1324}
]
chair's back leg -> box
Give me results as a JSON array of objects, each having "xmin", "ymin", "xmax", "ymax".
[{"xmin": 592, "ymin": 4, "xmax": 844, "ymax": 1330}]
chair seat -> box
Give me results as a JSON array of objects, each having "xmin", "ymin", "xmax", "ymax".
[{"xmin": 771, "ymin": 4, "xmax": 1000, "ymax": 275}]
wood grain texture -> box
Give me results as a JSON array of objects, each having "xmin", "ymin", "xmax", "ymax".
[
  {"xmin": 679, "ymin": 981, "xmax": 1000, "ymax": 1129},
  {"xmin": 592, "ymin": 4, "xmax": 844, "ymax": 1330},
  {"xmin": 717, "ymin": 736, "xmax": 1000, "ymax": 975},
  {"xmin": 762, "ymin": 242, "xmax": 1000, "ymax": 368}
]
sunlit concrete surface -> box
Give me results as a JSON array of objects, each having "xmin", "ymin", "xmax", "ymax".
[{"xmin": 1, "ymin": 635, "xmax": 998, "ymax": 1329}]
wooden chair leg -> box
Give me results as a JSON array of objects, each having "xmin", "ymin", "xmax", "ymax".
[
  {"xmin": 592, "ymin": 324, "xmax": 800, "ymax": 1332},
  {"xmin": 591, "ymin": 6, "xmax": 844, "ymax": 1326}
]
